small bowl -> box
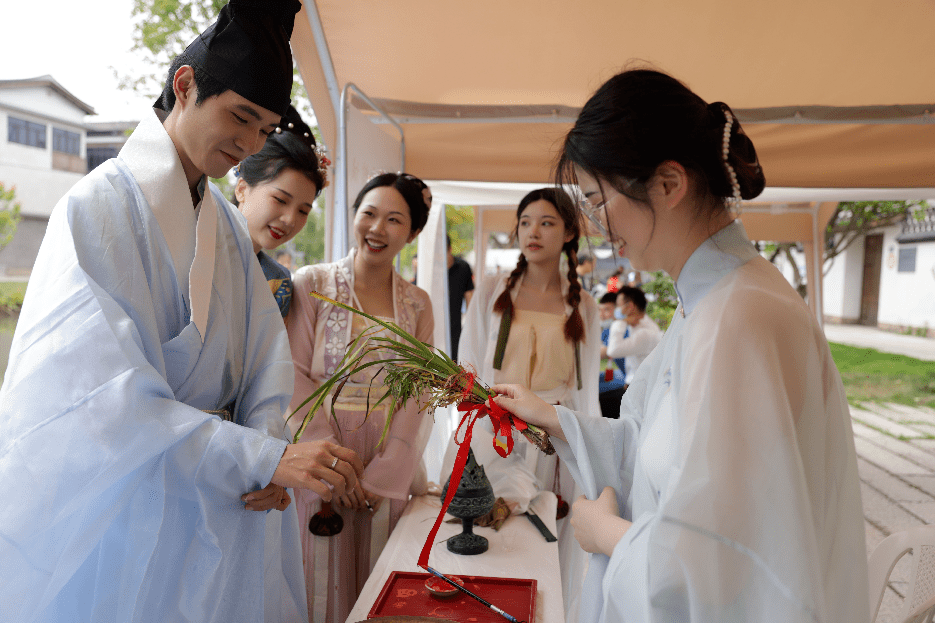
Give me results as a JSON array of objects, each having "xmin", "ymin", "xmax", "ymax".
[{"xmin": 425, "ymin": 574, "xmax": 464, "ymax": 599}]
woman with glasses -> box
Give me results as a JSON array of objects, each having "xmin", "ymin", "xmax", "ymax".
[
  {"xmin": 286, "ymin": 172, "xmax": 434, "ymax": 623},
  {"xmin": 493, "ymin": 68, "xmax": 868, "ymax": 623},
  {"xmin": 457, "ymin": 186, "xmax": 601, "ymax": 620}
]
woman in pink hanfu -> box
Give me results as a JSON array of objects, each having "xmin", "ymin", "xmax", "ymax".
[{"xmin": 286, "ymin": 172, "xmax": 434, "ymax": 623}]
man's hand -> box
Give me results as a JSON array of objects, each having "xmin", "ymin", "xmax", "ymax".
[
  {"xmin": 242, "ymin": 483, "xmax": 291, "ymax": 511},
  {"xmin": 270, "ymin": 441, "xmax": 364, "ymax": 501}
]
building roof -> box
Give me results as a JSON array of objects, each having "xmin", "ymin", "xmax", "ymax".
[{"xmin": 0, "ymin": 75, "xmax": 96, "ymax": 116}]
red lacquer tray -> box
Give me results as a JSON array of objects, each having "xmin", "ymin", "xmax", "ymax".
[{"xmin": 367, "ymin": 571, "xmax": 536, "ymax": 622}]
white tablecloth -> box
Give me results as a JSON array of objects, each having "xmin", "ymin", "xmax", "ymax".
[{"xmin": 346, "ymin": 492, "xmax": 565, "ymax": 623}]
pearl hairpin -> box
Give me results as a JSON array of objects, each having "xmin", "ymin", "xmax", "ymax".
[{"xmin": 721, "ymin": 109, "xmax": 742, "ymax": 213}]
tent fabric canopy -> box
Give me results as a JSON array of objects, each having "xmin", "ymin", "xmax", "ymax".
[
  {"xmin": 291, "ymin": 0, "xmax": 935, "ymax": 321},
  {"xmin": 294, "ymin": 0, "xmax": 935, "ymax": 189}
]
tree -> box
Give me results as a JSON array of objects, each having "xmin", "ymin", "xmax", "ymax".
[
  {"xmin": 822, "ymin": 201, "xmax": 923, "ymax": 273},
  {"xmin": 290, "ymin": 202, "xmax": 327, "ymax": 267},
  {"xmin": 759, "ymin": 201, "xmax": 925, "ymax": 300},
  {"xmin": 0, "ymin": 182, "xmax": 22, "ymax": 252},
  {"xmin": 446, "ymin": 205, "xmax": 475, "ymax": 257},
  {"xmin": 641, "ymin": 271, "xmax": 678, "ymax": 330}
]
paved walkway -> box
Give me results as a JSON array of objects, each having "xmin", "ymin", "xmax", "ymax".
[
  {"xmin": 823, "ymin": 324, "xmax": 935, "ymax": 621},
  {"xmin": 825, "ymin": 323, "xmax": 935, "ymax": 361}
]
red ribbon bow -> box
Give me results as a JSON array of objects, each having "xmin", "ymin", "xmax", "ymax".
[{"xmin": 417, "ymin": 376, "xmax": 529, "ymax": 570}]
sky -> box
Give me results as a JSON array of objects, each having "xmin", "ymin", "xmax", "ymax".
[{"xmin": 3, "ymin": 0, "xmax": 157, "ymax": 121}]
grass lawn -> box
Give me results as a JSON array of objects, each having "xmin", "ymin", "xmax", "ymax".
[{"xmin": 829, "ymin": 342, "xmax": 935, "ymax": 409}]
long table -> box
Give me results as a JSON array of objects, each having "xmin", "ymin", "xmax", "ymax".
[{"xmin": 346, "ymin": 492, "xmax": 565, "ymax": 623}]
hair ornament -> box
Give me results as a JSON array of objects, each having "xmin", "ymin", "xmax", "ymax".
[
  {"xmin": 721, "ymin": 108, "xmax": 743, "ymax": 214},
  {"xmin": 314, "ymin": 144, "xmax": 331, "ymax": 189}
]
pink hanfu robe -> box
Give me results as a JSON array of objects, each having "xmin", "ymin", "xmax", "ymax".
[{"xmin": 285, "ymin": 250, "xmax": 434, "ymax": 623}]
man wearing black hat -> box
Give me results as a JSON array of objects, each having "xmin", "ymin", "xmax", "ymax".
[{"xmin": 0, "ymin": 2, "xmax": 362, "ymax": 621}]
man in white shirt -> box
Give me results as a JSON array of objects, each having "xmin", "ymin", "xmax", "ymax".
[{"xmin": 601, "ymin": 285, "xmax": 662, "ymax": 386}]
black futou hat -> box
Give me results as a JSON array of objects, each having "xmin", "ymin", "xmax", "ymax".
[{"xmin": 169, "ymin": 0, "xmax": 301, "ymax": 116}]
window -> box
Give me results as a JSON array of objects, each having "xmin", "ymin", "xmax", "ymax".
[
  {"xmin": 8, "ymin": 116, "xmax": 47, "ymax": 148},
  {"xmin": 898, "ymin": 247, "xmax": 917, "ymax": 273},
  {"xmin": 53, "ymin": 128, "xmax": 80, "ymax": 155},
  {"xmin": 87, "ymin": 146, "xmax": 119, "ymax": 172}
]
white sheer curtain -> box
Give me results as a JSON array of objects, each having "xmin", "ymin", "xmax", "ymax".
[{"xmin": 413, "ymin": 199, "xmax": 456, "ymax": 487}]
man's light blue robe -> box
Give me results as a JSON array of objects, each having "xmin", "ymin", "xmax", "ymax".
[{"xmin": 0, "ymin": 110, "xmax": 307, "ymax": 622}]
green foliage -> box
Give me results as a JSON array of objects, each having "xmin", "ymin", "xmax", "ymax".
[
  {"xmin": 0, "ymin": 281, "xmax": 26, "ymax": 311},
  {"xmin": 290, "ymin": 201, "xmax": 327, "ymax": 267},
  {"xmin": 446, "ymin": 205, "xmax": 475, "ymax": 257},
  {"xmin": 828, "ymin": 342, "xmax": 935, "ymax": 409},
  {"xmin": 397, "ymin": 205, "xmax": 476, "ymax": 282},
  {"xmin": 210, "ymin": 175, "xmax": 234, "ymax": 198},
  {"xmin": 641, "ymin": 271, "xmax": 678, "ymax": 330},
  {"xmin": 0, "ymin": 182, "xmax": 22, "ymax": 252}
]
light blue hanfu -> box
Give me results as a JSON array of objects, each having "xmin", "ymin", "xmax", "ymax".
[
  {"xmin": 553, "ymin": 221, "xmax": 868, "ymax": 623},
  {"xmin": 0, "ymin": 109, "xmax": 307, "ymax": 623}
]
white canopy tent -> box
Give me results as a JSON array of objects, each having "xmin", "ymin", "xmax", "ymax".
[{"xmin": 291, "ymin": 0, "xmax": 935, "ymax": 325}]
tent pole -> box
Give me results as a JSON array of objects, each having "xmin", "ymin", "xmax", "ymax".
[
  {"xmin": 337, "ymin": 83, "xmax": 407, "ymax": 261},
  {"xmin": 304, "ymin": 1, "xmax": 341, "ymax": 262},
  {"xmin": 811, "ymin": 203, "xmax": 825, "ymax": 327}
]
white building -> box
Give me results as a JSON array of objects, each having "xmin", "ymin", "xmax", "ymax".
[
  {"xmin": 823, "ymin": 204, "xmax": 935, "ymax": 335},
  {"xmin": 0, "ymin": 76, "xmax": 94, "ymax": 278},
  {"xmin": 86, "ymin": 120, "xmax": 136, "ymax": 173}
]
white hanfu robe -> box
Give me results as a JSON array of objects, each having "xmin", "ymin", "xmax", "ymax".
[
  {"xmin": 0, "ymin": 109, "xmax": 306, "ymax": 623},
  {"xmin": 456, "ymin": 271, "xmax": 600, "ymax": 621},
  {"xmin": 554, "ymin": 220, "xmax": 868, "ymax": 623}
]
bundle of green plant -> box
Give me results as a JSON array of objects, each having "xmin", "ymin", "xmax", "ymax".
[{"xmin": 288, "ymin": 292, "xmax": 554, "ymax": 455}]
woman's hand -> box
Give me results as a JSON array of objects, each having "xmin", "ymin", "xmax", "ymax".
[
  {"xmin": 335, "ymin": 483, "xmax": 386, "ymax": 514},
  {"xmin": 365, "ymin": 489, "xmax": 385, "ymax": 514},
  {"xmin": 271, "ymin": 441, "xmax": 364, "ymax": 501},
  {"xmin": 335, "ymin": 482, "xmax": 367, "ymax": 511},
  {"xmin": 570, "ymin": 487, "xmax": 632, "ymax": 556},
  {"xmin": 242, "ymin": 483, "xmax": 291, "ymax": 512},
  {"xmin": 490, "ymin": 383, "xmax": 566, "ymax": 443}
]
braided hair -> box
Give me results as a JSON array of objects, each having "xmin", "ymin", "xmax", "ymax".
[{"xmin": 493, "ymin": 187, "xmax": 585, "ymax": 344}]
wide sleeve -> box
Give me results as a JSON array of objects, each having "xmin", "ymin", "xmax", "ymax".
[
  {"xmin": 601, "ymin": 283, "xmax": 867, "ymax": 622},
  {"xmin": 229, "ymin": 199, "xmax": 296, "ymax": 443},
  {"xmin": 457, "ymin": 275, "xmax": 499, "ymax": 371},
  {"xmin": 0, "ymin": 178, "xmax": 288, "ymax": 618},
  {"xmin": 284, "ymin": 266, "xmax": 333, "ymax": 443},
  {"xmin": 575, "ymin": 293, "xmax": 602, "ymax": 419},
  {"xmin": 361, "ymin": 288, "xmax": 436, "ymax": 499}
]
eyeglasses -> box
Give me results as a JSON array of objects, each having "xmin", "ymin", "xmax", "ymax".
[{"xmin": 578, "ymin": 197, "xmax": 611, "ymax": 239}]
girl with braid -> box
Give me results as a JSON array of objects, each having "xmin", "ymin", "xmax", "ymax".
[
  {"xmin": 457, "ymin": 186, "xmax": 600, "ymax": 621},
  {"xmin": 493, "ymin": 69, "xmax": 867, "ymax": 623}
]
